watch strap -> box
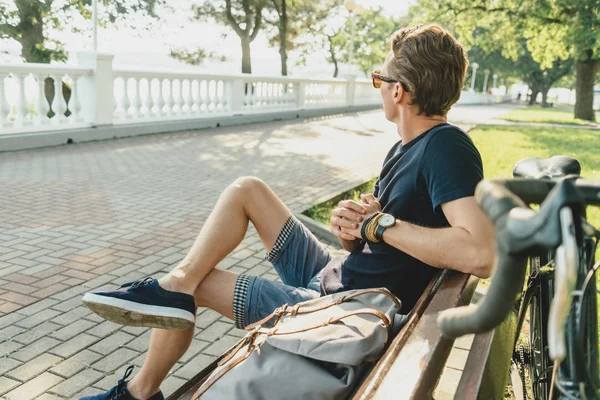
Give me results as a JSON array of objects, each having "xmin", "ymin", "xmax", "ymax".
[{"xmin": 375, "ymin": 223, "xmax": 386, "ymax": 242}]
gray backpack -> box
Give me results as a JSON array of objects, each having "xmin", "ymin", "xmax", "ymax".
[{"xmin": 193, "ymin": 288, "xmax": 404, "ymax": 400}]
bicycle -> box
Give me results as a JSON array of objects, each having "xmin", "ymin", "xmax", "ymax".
[{"xmin": 437, "ymin": 155, "xmax": 600, "ymax": 399}]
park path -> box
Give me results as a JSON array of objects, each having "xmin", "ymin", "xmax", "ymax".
[{"xmin": 0, "ymin": 105, "xmax": 503, "ymax": 399}]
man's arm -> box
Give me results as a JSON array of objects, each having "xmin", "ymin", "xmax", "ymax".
[
  {"xmin": 339, "ymin": 237, "xmax": 362, "ymax": 253},
  {"xmin": 343, "ymin": 196, "xmax": 496, "ymax": 278}
]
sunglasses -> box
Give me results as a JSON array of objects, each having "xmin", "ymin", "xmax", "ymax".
[{"xmin": 371, "ymin": 69, "xmax": 409, "ymax": 92}]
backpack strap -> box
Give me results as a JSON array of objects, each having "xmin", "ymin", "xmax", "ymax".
[
  {"xmin": 192, "ymin": 349, "xmax": 253, "ymax": 400},
  {"xmin": 262, "ymin": 308, "xmax": 393, "ymax": 342},
  {"xmin": 245, "ymin": 288, "xmax": 401, "ymax": 331}
]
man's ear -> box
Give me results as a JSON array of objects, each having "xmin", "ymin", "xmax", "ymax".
[{"xmin": 392, "ymin": 82, "xmax": 404, "ymax": 105}]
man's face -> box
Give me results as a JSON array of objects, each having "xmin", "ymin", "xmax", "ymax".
[{"xmin": 380, "ymin": 51, "xmax": 399, "ymax": 123}]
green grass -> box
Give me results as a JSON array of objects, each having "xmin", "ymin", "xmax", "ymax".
[
  {"xmin": 469, "ymin": 125, "xmax": 600, "ymax": 229},
  {"xmin": 498, "ymin": 106, "xmax": 597, "ymax": 126},
  {"xmin": 303, "ymin": 178, "xmax": 378, "ymax": 225}
]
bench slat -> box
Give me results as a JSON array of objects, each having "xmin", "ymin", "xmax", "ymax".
[{"xmin": 353, "ymin": 272, "xmax": 479, "ymax": 400}]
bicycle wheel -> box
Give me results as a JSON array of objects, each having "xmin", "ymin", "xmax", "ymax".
[{"xmin": 527, "ymin": 257, "xmax": 553, "ymax": 399}]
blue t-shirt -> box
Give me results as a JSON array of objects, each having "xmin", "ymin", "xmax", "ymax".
[{"xmin": 320, "ymin": 123, "xmax": 483, "ymax": 313}]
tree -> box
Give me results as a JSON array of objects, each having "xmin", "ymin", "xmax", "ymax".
[
  {"xmin": 350, "ymin": 8, "xmax": 398, "ymax": 76},
  {"xmin": 514, "ymin": 46, "xmax": 573, "ymax": 106},
  {"xmin": 263, "ymin": 0, "xmax": 290, "ymax": 75},
  {"xmin": 193, "ymin": 0, "xmax": 265, "ymax": 74},
  {"xmin": 464, "ymin": 31, "xmax": 573, "ymax": 105},
  {"xmin": 299, "ymin": 5, "xmax": 397, "ymax": 78},
  {"xmin": 413, "ymin": 0, "xmax": 599, "ymax": 121},
  {"xmin": 262, "ymin": 0, "xmax": 342, "ymax": 76},
  {"xmin": 0, "ymin": 0, "xmax": 159, "ymax": 63}
]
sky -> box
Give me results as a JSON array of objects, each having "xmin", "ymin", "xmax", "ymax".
[{"xmin": 0, "ymin": 0, "xmax": 416, "ymax": 78}]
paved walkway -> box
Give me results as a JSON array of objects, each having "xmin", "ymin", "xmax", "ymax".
[
  {"xmin": 0, "ymin": 109, "xmax": 410, "ymax": 399},
  {"xmin": 0, "ymin": 105, "xmax": 508, "ymax": 399}
]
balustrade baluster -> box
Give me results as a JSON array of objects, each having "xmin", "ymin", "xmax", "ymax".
[
  {"xmin": 216, "ymin": 80, "xmax": 224, "ymax": 111},
  {"xmin": 155, "ymin": 78, "xmax": 165, "ymax": 115},
  {"xmin": 183, "ymin": 79, "xmax": 192, "ymax": 114},
  {"xmin": 15, "ymin": 73, "xmax": 31, "ymax": 125},
  {"xmin": 33, "ymin": 74, "xmax": 50, "ymax": 124},
  {"xmin": 121, "ymin": 77, "xmax": 131, "ymax": 118},
  {"xmin": 0, "ymin": 74, "xmax": 12, "ymax": 127},
  {"xmin": 191, "ymin": 80, "xmax": 199, "ymax": 113},
  {"xmin": 131, "ymin": 78, "xmax": 142, "ymax": 117},
  {"xmin": 142, "ymin": 78, "xmax": 152, "ymax": 116},
  {"xmin": 165, "ymin": 79, "xmax": 175, "ymax": 116},
  {"xmin": 51, "ymin": 74, "xmax": 67, "ymax": 123},
  {"xmin": 173, "ymin": 79, "xmax": 184, "ymax": 115},
  {"xmin": 68, "ymin": 74, "xmax": 82, "ymax": 122}
]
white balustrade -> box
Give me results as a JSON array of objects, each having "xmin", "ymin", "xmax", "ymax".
[
  {"xmin": 1, "ymin": 57, "xmax": 383, "ymax": 138},
  {"xmin": 354, "ymin": 80, "xmax": 382, "ymax": 105},
  {"xmin": 0, "ymin": 63, "xmax": 92, "ymax": 133},
  {"xmin": 111, "ymin": 69, "xmax": 238, "ymax": 122},
  {"xmin": 304, "ymin": 81, "xmax": 347, "ymax": 108},
  {"xmin": 242, "ymin": 79, "xmax": 296, "ymax": 112}
]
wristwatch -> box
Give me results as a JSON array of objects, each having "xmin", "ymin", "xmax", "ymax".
[{"xmin": 375, "ymin": 213, "xmax": 396, "ymax": 242}]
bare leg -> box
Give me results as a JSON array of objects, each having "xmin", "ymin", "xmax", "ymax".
[
  {"xmin": 127, "ymin": 177, "xmax": 291, "ymax": 398},
  {"xmin": 128, "ymin": 270, "xmax": 237, "ymax": 399},
  {"xmin": 159, "ymin": 176, "xmax": 292, "ymax": 295}
]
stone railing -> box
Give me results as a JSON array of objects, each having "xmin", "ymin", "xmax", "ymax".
[
  {"xmin": 0, "ymin": 53, "xmax": 380, "ymax": 140},
  {"xmin": 0, "ymin": 63, "xmax": 93, "ymax": 133}
]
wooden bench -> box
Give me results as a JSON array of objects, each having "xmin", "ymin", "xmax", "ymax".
[
  {"xmin": 351, "ymin": 270, "xmax": 516, "ymax": 400},
  {"xmin": 167, "ymin": 268, "xmax": 516, "ymax": 400}
]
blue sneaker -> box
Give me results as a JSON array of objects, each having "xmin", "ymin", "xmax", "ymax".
[
  {"xmin": 82, "ymin": 278, "xmax": 195, "ymax": 330},
  {"xmin": 80, "ymin": 365, "xmax": 164, "ymax": 400}
]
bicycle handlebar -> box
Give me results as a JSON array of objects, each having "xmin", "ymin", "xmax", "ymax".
[
  {"xmin": 438, "ymin": 178, "xmax": 590, "ymax": 339},
  {"xmin": 437, "ymin": 180, "xmax": 529, "ymax": 337}
]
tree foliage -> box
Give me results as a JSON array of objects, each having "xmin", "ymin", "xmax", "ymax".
[
  {"xmin": 169, "ymin": 48, "xmax": 227, "ymax": 66},
  {"xmin": 410, "ymin": 0, "xmax": 599, "ymax": 120},
  {"xmin": 262, "ymin": 0, "xmax": 339, "ymax": 75},
  {"xmin": 298, "ymin": 4, "xmax": 398, "ymax": 78}
]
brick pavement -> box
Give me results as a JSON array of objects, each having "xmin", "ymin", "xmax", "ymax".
[{"xmin": 0, "ymin": 109, "xmax": 399, "ymax": 399}]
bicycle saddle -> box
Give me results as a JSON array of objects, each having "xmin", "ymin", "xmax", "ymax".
[{"xmin": 513, "ymin": 155, "xmax": 581, "ymax": 179}]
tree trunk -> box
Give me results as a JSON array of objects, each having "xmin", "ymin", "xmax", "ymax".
[
  {"xmin": 574, "ymin": 59, "xmax": 597, "ymax": 121},
  {"xmin": 529, "ymin": 89, "xmax": 539, "ymax": 105},
  {"xmin": 241, "ymin": 35, "xmax": 252, "ymax": 74},
  {"xmin": 541, "ymin": 87, "xmax": 550, "ymax": 107},
  {"xmin": 327, "ymin": 35, "xmax": 339, "ymax": 78},
  {"xmin": 278, "ymin": 0, "xmax": 288, "ymax": 76}
]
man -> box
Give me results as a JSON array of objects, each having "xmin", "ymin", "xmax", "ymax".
[{"xmin": 80, "ymin": 24, "xmax": 495, "ymax": 400}]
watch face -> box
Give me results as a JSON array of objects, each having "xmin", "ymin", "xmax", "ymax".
[{"xmin": 379, "ymin": 214, "xmax": 395, "ymax": 228}]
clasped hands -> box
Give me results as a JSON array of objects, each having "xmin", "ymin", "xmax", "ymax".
[{"xmin": 329, "ymin": 193, "xmax": 382, "ymax": 242}]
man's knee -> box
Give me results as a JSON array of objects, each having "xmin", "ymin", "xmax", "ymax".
[{"xmin": 230, "ymin": 176, "xmax": 268, "ymax": 199}]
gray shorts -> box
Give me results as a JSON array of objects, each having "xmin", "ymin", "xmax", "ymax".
[{"xmin": 232, "ymin": 215, "xmax": 332, "ymax": 329}]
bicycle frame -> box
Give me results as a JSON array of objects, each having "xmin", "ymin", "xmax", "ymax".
[{"xmin": 512, "ymin": 230, "xmax": 599, "ymax": 399}]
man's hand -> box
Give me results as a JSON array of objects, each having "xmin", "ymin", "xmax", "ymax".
[
  {"xmin": 330, "ymin": 199, "xmax": 366, "ymax": 242},
  {"xmin": 331, "ymin": 194, "xmax": 382, "ymax": 250},
  {"xmin": 359, "ymin": 193, "xmax": 382, "ymax": 214}
]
